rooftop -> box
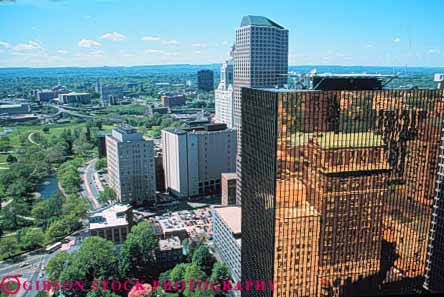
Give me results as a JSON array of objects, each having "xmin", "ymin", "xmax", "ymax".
[
  {"xmin": 291, "ymin": 132, "xmax": 385, "ymax": 149},
  {"xmin": 240, "ymin": 15, "xmax": 284, "ymax": 29},
  {"xmin": 89, "ymin": 204, "xmax": 131, "ymax": 229},
  {"xmin": 214, "ymin": 206, "xmax": 241, "ymax": 235},
  {"xmin": 159, "ymin": 236, "xmax": 182, "ymax": 251},
  {"xmin": 222, "ymin": 172, "xmax": 237, "ymax": 180},
  {"xmin": 114, "ymin": 124, "xmax": 138, "ymax": 135},
  {"xmin": 312, "ymin": 73, "xmax": 397, "ymax": 79},
  {"xmin": 0, "ymin": 103, "xmax": 28, "ymax": 108},
  {"xmin": 62, "ymin": 92, "xmax": 90, "ymax": 96}
]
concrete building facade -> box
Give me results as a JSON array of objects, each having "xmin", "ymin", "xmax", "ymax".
[
  {"xmin": 0, "ymin": 103, "xmax": 30, "ymax": 115},
  {"xmin": 212, "ymin": 206, "xmax": 241, "ymax": 283},
  {"xmin": 58, "ymin": 92, "xmax": 91, "ymax": 104},
  {"xmin": 106, "ymin": 125, "xmax": 156, "ymax": 205},
  {"xmin": 215, "ymin": 57, "xmax": 234, "ymax": 128},
  {"xmin": 233, "ymin": 15, "xmax": 289, "ymax": 205},
  {"xmin": 162, "ymin": 124, "xmax": 236, "ymax": 198},
  {"xmin": 221, "ymin": 172, "xmax": 237, "ymax": 205}
]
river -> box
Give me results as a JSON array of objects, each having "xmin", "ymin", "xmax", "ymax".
[{"xmin": 36, "ymin": 175, "xmax": 59, "ymax": 199}]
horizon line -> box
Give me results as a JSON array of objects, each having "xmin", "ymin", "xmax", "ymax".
[{"xmin": 0, "ymin": 63, "xmax": 444, "ymax": 70}]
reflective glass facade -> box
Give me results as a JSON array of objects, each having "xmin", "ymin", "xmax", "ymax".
[{"xmin": 241, "ymin": 88, "xmax": 444, "ymax": 297}]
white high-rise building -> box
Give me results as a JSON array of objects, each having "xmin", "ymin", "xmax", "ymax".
[
  {"xmin": 106, "ymin": 125, "xmax": 156, "ymax": 205},
  {"xmin": 162, "ymin": 124, "xmax": 237, "ymax": 198},
  {"xmin": 233, "ymin": 15, "xmax": 289, "ymax": 205},
  {"xmin": 215, "ymin": 53, "xmax": 234, "ymax": 128}
]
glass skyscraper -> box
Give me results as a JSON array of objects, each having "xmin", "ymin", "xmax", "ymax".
[{"xmin": 241, "ymin": 88, "xmax": 444, "ymax": 297}]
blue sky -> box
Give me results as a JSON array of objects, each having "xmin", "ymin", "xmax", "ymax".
[{"xmin": 0, "ymin": 0, "xmax": 443, "ymax": 67}]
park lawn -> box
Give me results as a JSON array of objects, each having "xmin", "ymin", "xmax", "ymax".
[{"xmin": 0, "ymin": 154, "xmax": 9, "ymax": 170}]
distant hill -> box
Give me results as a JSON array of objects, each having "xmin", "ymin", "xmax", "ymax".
[{"xmin": 0, "ymin": 64, "xmax": 442, "ymax": 88}]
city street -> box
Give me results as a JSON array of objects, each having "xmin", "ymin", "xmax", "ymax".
[{"xmin": 81, "ymin": 159, "xmax": 102, "ymax": 210}]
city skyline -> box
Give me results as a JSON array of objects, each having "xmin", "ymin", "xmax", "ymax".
[{"xmin": 1, "ymin": 0, "xmax": 444, "ymax": 68}]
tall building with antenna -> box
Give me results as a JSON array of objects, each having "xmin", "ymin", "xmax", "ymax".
[{"xmin": 233, "ymin": 15, "xmax": 289, "ymax": 205}]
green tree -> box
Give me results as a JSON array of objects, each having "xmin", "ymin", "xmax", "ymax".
[
  {"xmin": 0, "ymin": 136, "xmax": 11, "ymax": 152},
  {"xmin": 46, "ymin": 251, "xmax": 70, "ymax": 281},
  {"xmin": 0, "ymin": 237, "xmax": 17, "ymax": 259},
  {"xmin": 210, "ymin": 262, "xmax": 230, "ymax": 282},
  {"xmin": 98, "ymin": 187, "xmax": 116, "ymax": 204},
  {"xmin": 62, "ymin": 195, "xmax": 88, "ymax": 218},
  {"xmin": 6, "ymin": 154, "xmax": 17, "ymax": 164},
  {"xmin": 192, "ymin": 245, "xmax": 215, "ymax": 274},
  {"xmin": 46, "ymin": 144, "xmax": 68, "ymax": 163},
  {"xmin": 95, "ymin": 158, "xmax": 107, "ymax": 171},
  {"xmin": 45, "ymin": 219, "xmax": 70, "ymax": 240},
  {"xmin": 18, "ymin": 227, "xmax": 45, "ymax": 250},
  {"xmin": 35, "ymin": 291, "xmax": 48, "ymax": 297},
  {"xmin": 183, "ymin": 264, "xmax": 213, "ymax": 297},
  {"xmin": 31, "ymin": 200, "xmax": 50, "ymax": 227},
  {"xmin": 119, "ymin": 221, "xmax": 159, "ymax": 277},
  {"xmin": 86, "ymin": 290, "xmax": 120, "ymax": 297},
  {"xmin": 170, "ymin": 263, "xmax": 190, "ymax": 282},
  {"xmin": 59, "ymin": 237, "xmax": 119, "ymax": 297},
  {"xmin": 42, "ymin": 127, "xmax": 50, "ymax": 134}
]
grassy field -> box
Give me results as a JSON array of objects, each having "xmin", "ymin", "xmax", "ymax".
[{"xmin": 0, "ymin": 122, "xmax": 93, "ymax": 170}]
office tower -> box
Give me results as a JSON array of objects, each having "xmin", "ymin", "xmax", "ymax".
[
  {"xmin": 241, "ymin": 88, "xmax": 444, "ymax": 297},
  {"xmin": 106, "ymin": 125, "xmax": 156, "ymax": 205},
  {"xmin": 197, "ymin": 70, "xmax": 214, "ymax": 91},
  {"xmin": 233, "ymin": 16, "xmax": 289, "ymax": 205},
  {"xmin": 212, "ymin": 206, "xmax": 242, "ymax": 283},
  {"xmin": 161, "ymin": 123, "xmax": 236, "ymax": 198},
  {"xmin": 424, "ymin": 129, "xmax": 444, "ymax": 293},
  {"xmin": 98, "ymin": 81, "xmax": 124, "ymax": 106},
  {"xmin": 215, "ymin": 52, "xmax": 235, "ymax": 128}
]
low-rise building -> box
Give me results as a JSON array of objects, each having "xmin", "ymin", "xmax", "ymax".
[
  {"xmin": 160, "ymin": 94, "xmax": 186, "ymax": 108},
  {"xmin": 152, "ymin": 208, "xmax": 212, "ymax": 241},
  {"xmin": 36, "ymin": 90, "xmax": 57, "ymax": 102},
  {"xmin": 0, "ymin": 103, "xmax": 31, "ymax": 115},
  {"xmin": 212, "ymin": 206, "xmax": 241, "ymax": 282},
  {"xmin": 59, "ymin": 92, "xmax": 91, "ymax": 104},
  {"xmin": 156, "ymin": 236, "xmax": 183, "ymax": 269},
  {"xmin": 146, "ymin": 104, "xmax": 170, "ymax": 116},
  {"xmin": 221, "ymin": 173, "xmax": 237, "ymax": 205},
  {"xmin": 89, "ymin": 204, "xmax": 133, "ymax": 244}
]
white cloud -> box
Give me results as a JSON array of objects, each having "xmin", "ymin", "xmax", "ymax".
[
  {"xmin": 393, "ymin": 37, "xmax": 401, "ymax": 43},
  {"xmin": 222, "ymin": 41, "xmax": 229, "ymax": 46},
  {"xmin": 141, "ymin": 36, "xmax": 161, "ymax": 41},
  {"xmin": 192, "ymin": 43, "xmax": 207, "ymax": 48},
  {"xmin": 145, "ymin": 49, "xmax": 163, "ymax": 54},
  {"xmin": 0, "ymin": 41, "xmax": 11, "ymax": 49},
  {"xmin": 162, "ymin": 39, "xmax": 179, "ymax": 45},
  {"xmin": 13, "ymin": 41, "xmax": 42, "ymax": 51},
  {"xmin": 194, "ymin": 50, "xmax": 202, "ymax": 54},
  {"xmin": 365, "ymin": 44, "xmax": 374, "ymax": 48},
  {"xmin": 57, "ymin": 49, "xmax": 69, "ymax": 55},
  {"xmin": 428, "ymin": 49, "xmax": 440, "ymax": 55},
  {"xmin": 100, "ymin": 32, "xmax": 126, "ymax": 41},
  {"xmin": 144, "ymin": 49, "xmax": 178, "ymax": 56},
  {"xmin": 78, "ymin": 39, "xmax": 101, "ymax": 48}
]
